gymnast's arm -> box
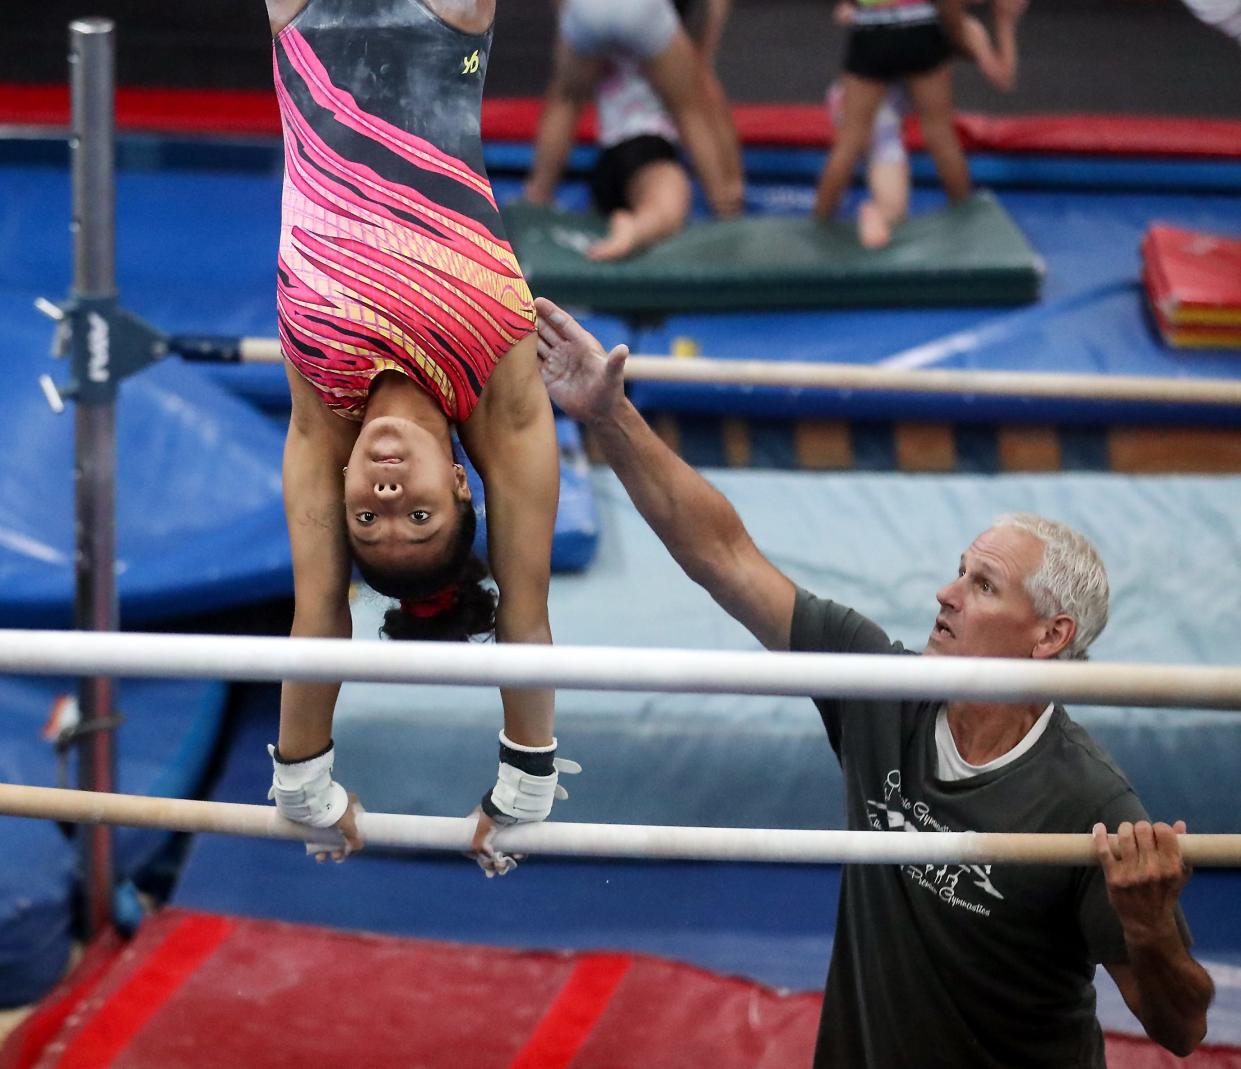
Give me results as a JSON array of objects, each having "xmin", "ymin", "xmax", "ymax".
[
  {"xmin": 275, "ymin": 364, "xmax": 363, "ymax": 852},
  {"xmin": 964, "ymin": 0, "xmax": 1026, "ymax": 93},
  {"xmin": 1097, "ymin": 821, "xmax": 1214, "ymax": 1056},
  {"xmin": 535, "ymin": 298, "xmax": 797, "ymax": 651},
  {"xmin": 460, "ymin": 337, "xmax": 559, "ymax": 749}
]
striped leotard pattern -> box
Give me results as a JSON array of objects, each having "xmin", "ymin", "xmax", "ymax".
[{"xmin": 274, "ymin": 1, "xmax": 535, "ymax": 423}]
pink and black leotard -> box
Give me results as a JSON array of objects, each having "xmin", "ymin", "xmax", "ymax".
[{"xmin": 273, "ymin": 0, "xmax": 536, "ymax": 423}]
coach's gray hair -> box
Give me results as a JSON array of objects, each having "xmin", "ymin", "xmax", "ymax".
[{"xmin": 992, "ymin": 513, "xmax": 1110, "ymax": 660}]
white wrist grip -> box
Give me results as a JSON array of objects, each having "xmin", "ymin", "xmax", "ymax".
[
  {"xmin": 483, "ymin": 731, "xmax": 581, "ymax": 825},
  {"xmin": 268, "ymin": 743, "xmax": 349, "ymax": 830},
  {"xmin": 488, "ymin": 761, "xmax": 561, "ymax": 823}
]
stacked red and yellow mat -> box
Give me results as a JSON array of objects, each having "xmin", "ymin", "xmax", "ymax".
[{"xmin": 1142, "ymin": 224, "xmax": 1241, "ymax": 349}]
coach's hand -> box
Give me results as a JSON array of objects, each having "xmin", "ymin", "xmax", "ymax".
[
  {"xmin": 1093, "ymin": 820, "xmax": 1190, "ymax": 943},
  {"xmin": 535, "ymin": 297, "xmax": 628, "ymax": 424}
]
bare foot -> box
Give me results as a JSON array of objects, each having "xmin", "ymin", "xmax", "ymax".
[
  {"xmin": 857, "ymin": 199, "xmax": 892, "ymax": 249},
  {"xmin": 587, "ymin": 211, "xmax": 641, "ymax": 261}
]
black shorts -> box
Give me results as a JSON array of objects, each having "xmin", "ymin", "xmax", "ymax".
[
  {"xmin": 590, "ymin": 134, "xmax": 681, "ymax": 216},
  {"xmin": 844, "ymin": 22, "xmax": 953, "ymax": 82}
]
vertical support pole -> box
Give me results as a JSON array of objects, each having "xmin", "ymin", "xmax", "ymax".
[{"xmin": 69, "ymin": 16, "xmax": 118, "ymax": 938}]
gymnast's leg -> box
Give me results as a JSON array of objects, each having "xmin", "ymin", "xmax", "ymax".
[
  {"xmin": 641, "ymin": 26, "xmax": 744, "ymax": 218},
  {"xmin": 815, "ymin": 73, "xmax": 890, "ymax": 221},
  {"xmin": 904, "ymin": 61, "xmax": 971, "ymax": 204}
]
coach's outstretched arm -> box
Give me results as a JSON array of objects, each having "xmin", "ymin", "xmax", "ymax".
[{"xmin": 536, "ymin": 297, "xmax": 795, "ymax": 650}]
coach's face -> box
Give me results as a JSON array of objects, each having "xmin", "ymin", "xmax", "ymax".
[{"xmin": 926, "ymin": 526, "xmax": 1070, "ymax": 660}]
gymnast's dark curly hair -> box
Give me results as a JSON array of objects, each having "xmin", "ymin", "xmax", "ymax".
[{"xmin": 350, "ymin": 500, "xmax": 498, "ymax": 642}]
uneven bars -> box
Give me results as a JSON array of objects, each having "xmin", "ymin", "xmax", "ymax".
[
  {"xmin": 2, "ymin": 783, "xmax": 1238, "ymax": 866},
  {"xmin": 212, "ymin": 336, "xmax": 1241, "ymax": 408},
  {"xmin": 0, "ymin": 629, "xmax": 1240, "ymax": 710}
]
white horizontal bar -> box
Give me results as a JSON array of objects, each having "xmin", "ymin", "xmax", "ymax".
[
  {"xmin": 0, "ymin": 629, "xmax": 1239, "ymax": 710},
  {"xmin": 234, "ymin": 336, "xmax": 1241, "ymax": 408},
  {"xmin": 2, "ymin": 783, "xmax": 1238, "ymax": 866}
]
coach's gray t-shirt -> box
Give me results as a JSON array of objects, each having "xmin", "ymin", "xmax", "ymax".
[{"xmin": 792, "ymin": 589, "xmax": 1174, "ymax": 1069}]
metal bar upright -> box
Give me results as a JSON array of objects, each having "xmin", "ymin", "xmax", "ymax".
[{"xmin": 69, "ymin": 16, "xmax": 119, "ymax": 938}]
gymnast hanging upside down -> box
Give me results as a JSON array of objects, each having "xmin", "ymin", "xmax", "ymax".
[{"xmin": 264, "ymin": 0, "xmax": 575, "ymax": 872}]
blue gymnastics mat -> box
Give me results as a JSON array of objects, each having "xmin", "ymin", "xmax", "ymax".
[
  {"xmin": 0, "ymin": 333, "xmax": 294, "ymax": 628},
  {"xmin": 0, "ymin": 812, "xmax": 74, "ymax": 1008},
  {"xmin": 0, "ymin": 170, "xmax": 295, "ymax": 625},
  {"xmin": 0, "ymin": 675, "xmax": 226, "ymax": 1007}
]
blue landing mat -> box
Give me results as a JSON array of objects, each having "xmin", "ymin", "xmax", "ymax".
[
  {"xmin": 0, "ymin": 812, "xmax": 73, "ymax": 1008},
  {"xmin": 0, "ymin": 675, "xmax": 226, "ymax": 1006},
  {"xmin": 0, "ymin": 165, "xmax": 290, "ymax": 624},
  {"xmin": 0, "ymin": 343, "xmax": 293, "ymax": 626}
]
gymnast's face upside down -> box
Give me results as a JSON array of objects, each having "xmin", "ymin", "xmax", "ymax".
[
  {"xmin": 924, "ymin": 525, "xmax": 1073, "ymax": 662},
  {"xmin": 341, "ymin": 414, "xmax": 473, "ymax": 578}
]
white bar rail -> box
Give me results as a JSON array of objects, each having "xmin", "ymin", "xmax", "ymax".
[
  {"xmin": 2, "ymin": 784, "xmax": 1238, "ymax": 866},
  {"xmin": 230, "ymin": 336, "xmax": 1241, "ymax": 408},
  {"xmin": 0, "ymin": 629, "xmax": 1239, "ymax": 709}
]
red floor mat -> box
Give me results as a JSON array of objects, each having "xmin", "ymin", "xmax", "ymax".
[
  {"xmin": 1105, "ymin": 1034, "xmax": 1241, "ymax": 1069},
  {"xmin": 9, "ymin": 910, "xmax": 819, "ymax": 1069},
  {"xmin": 6, "ymin": 909, "xmax": 1237, "ymax": 1068}
]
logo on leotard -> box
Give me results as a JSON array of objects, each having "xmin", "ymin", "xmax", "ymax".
[{"xmin": 461, "ymin": 50, "xmax": 480, "ymax": 75}]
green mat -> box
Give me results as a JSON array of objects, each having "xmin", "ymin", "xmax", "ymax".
[{"xmin": 502, "ymin": 191, "xmax": 1044, "ymax": 312}]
